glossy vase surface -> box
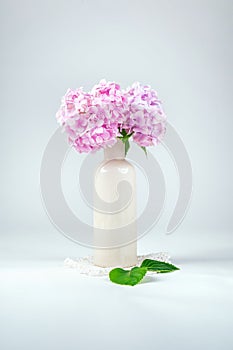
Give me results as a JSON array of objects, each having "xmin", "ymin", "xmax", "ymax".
[{"xmin": 93, "ymin": 140, "xmax": 137, "ymax": 267}]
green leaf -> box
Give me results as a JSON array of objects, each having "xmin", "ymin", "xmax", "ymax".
[
  {"xmin": 141, "ymin": 146, "xmax": 147, "ymax": 157},
  {"xmin": 109, "ymin": 266, "xmax": 147, "ymax": 286},
  {"xmin": 140, "ymin": 259, "xmax": 179, "ymax": 273}
]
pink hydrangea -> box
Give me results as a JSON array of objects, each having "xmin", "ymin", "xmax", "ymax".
[
  {"xmin": 123, "ymin": 82, "xmax": 166, "ymax": 147},
  {"xmin": 56, "ymin": 83, "xmax": 122, "ymax": 153},
  {"xmin": 91, "ymin": 79, "xmax": 128, "ymax": 128},
  {"xmin": 56, "ymin": 80, "xmax": 167, "ymax": 153}
]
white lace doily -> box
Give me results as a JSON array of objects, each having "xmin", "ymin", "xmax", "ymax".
[{"xmin": 64, "ymin": 252, "xmax": 171, "ymax": 276}]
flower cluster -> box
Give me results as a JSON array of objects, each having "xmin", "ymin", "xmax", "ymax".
[
  {"xmin": 124, "ymin": 82, "xmax": 166, "ymax": 147},
  {"xmin": 56, "ymin": 80, "xmax": 166, "ymax": 153}
]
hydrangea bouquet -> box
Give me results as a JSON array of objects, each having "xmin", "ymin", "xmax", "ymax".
[{"xmin": 56, "ymin": 80, "xmax": 167, "ymax": 155}]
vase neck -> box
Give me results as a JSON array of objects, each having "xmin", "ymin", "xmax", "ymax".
[{"xmin": 104, "ymin": 139, "xmax": 125, "ymax": 160}]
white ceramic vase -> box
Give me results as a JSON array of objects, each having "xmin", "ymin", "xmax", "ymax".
[{"xmin": 93, "ymin": 139, "xmax": 137, "ymax": 267}]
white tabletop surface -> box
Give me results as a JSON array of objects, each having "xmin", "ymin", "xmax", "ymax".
[{"xmin": 1, "ymin": 229, "xmax": 233, "ymax": 350}]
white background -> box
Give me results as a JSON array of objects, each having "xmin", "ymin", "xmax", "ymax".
[{"xmin": 0, "ymin": 1, "xmax": 233, "ymax": 349}]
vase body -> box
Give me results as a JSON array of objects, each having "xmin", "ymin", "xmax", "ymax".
[{"xmin": 93, "ymin": 140, "xmax": 137, "ymax": 267}]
